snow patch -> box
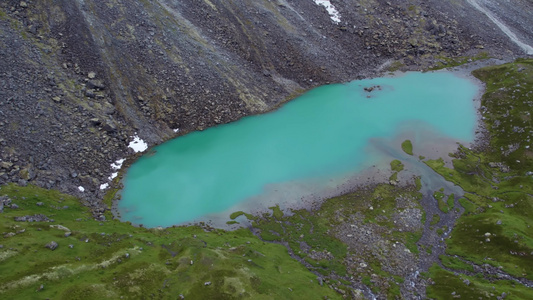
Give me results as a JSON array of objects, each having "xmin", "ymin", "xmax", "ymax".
[
  {"xmin": 111, "ymin": 158, "xmax": 125, "ymax": 170},
  {"xmin": 101, "ymin": 136, "xmax": 146, "ymax": 191},
  {"xmin": 173, "ymin": 128, "xmax": 180, "ymax": 133},
  {"xmin": 128, "ymin": 134, "xmax": 148, "ymax": 153},
  {"xmin": 100, "ymin": 158, "xmax": 125, "ymax": 190},
  {"xmin": 313, "ymin": 0, "xmax": 341, "ymax": 23},
  {"xmin": 78, "ymin": 186, "xmax": 85, "ymax": 192}
]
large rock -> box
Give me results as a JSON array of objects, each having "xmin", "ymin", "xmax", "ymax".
[
  {"xmin": 0, "ymin": 161, "xmax": 13, "ymax": 170},
  {"xmin": 14, "ymin": 214, "xmax": 50, "ymax": 222},
  {"xmin": 45, "ymin": 241, "xmax": 58, "ymax": 250},
  {"xmin": 86, "ymin": 80, "xmax": 105, "ymax": 90}
]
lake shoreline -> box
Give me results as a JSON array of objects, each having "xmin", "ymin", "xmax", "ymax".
[{"xmin": 114, "ymin": 64, "xmax": 490, "ymax": 229}]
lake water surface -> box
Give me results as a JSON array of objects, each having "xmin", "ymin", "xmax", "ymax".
[{"xmin": 118, "ymin": 72, "xmax": 480, "ymax": 228}]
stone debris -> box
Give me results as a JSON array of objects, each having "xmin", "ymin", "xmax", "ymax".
[
  {"xmin": 14, "ymin": 214, "xmax": 50, "ymax": 222},
  {"xmin": 45, "ymin": 241, "xmax": 58, "ymax": 250}
]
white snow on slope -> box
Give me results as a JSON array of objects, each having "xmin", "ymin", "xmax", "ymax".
[
  {"xmin": 128, "ymin": 135, "xmax": 148, "ymax": 153},
  {"xmin": 100, "ymin": 158, "xmax": 126, "ymax": 190},
  {"xmin": 101, "ymin": 136, "xmax": 147, "ymax": 191},
  {"xmin": 111, "ymin": 158, "xmax": 125, "ymax": 170},
  {"xmin": 78, "ymin": 186, "xmax": 85, "ymax": 192},
  {"xmin": 467, "ymin": 0, "xmax": 533, "ymax": 55},
  {"xmin": 312, "ymin": 0, "xmax": 341, "ymax": 23}
]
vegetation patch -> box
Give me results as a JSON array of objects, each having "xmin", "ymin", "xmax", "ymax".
[
  {"xmin": 426, "ymin": 264, "xmax": 532, "ymax": 299},
  {"xmin": 433, "ymin": 189, "xmax": 454, "ymax": 213},
  {"xmin": 390, "ymin": 159, "xmax": 404, "ymax": 172},
  {"xmin": 229, "ymin": 211, "xmax": 245, "ymax": 220},
  {"xmin": 424, "ymin": 59, "xmax": 533, "ymax": 295},
  {"xmin": 428, "ymin": 52, "xmax": 490, "ymax": 70},
  {"xmin": 250, "ymin": 182, "xmax": 425, "ymax": 298},
  {"xmin": 401, "ymin": 139, "xmax": 413, "ymax": 155},
  {"xmin": 430, "ymin": 214, "xmax": 440, "ymax": 226},
  {"xmin": 439, "ymin": 255, "xmax": 474, "ymax": 272},
  {"xmin": 0, "ymin": 184, "xmax": 340, "ymax": 299},
  {"xmin": 387, "ymin": 61, "xmax": 405, "ymax": 72},
  {"xmin": 268, "ymin": 205, "xmax": 284, "ymax": 220}
]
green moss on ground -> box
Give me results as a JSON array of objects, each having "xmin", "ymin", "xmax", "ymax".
[
  {"xmin": 389, "ymin": 172, "xmax": 398, "ymax": 182},
  {"xmin": 387, "ymin": 61, "xmax": 405, "ymax": 72},
  {"xmin": 471, "ymin": 58, "xmax": 533, "ymax": 172},
  {"xmin": 446, "ymin": 194, "xmax": 455, "ymax": 211},
  {"xmin": 430, "ymin": 214, "xmax": 440, "ymax": 226},
  {"xmin": 401, "ymin": 140, "xmax": 413, "ymax": 155},
  {"xmin": 428, "ymin": 52, "xmax": 490, "ymax": 70},
  {"xmin": 415, "ymin": 177, "xmax": 422, "ymax": 190},
  {"xmin": 251, "ymin": 182, "xmax": 424, "ymax": 297},
  {"xmin": 229, "ymin": 211, "xmax": 245, "ymax": 220},
  {"xmin": 426, "ymin": 264, "xmax": 533, "ymax": 299},
  {"xmin": 425, "ymin": 60, "xmax": 533, "ymax": 295},
  {"xmin": 390, "ymin": 159, "xmax": 404, "ymax": 172},
  {"xmin": 458, "ymin": 197, "xmax": 477, "ymax": 214},
  {"xmin": 433, "ymin": 190, "xmax": 454, "ymax": 213},
  {"xmin": 439, "ymin": 255, "xmax": 474, "ymax": 272},
  {"xmin": 0, "ymin": 184, "xmax": 340, "ymax": 299},
  {"xmin": 389, "ymin": 159, "xmax": 404, "ymax": 183},
  {"xmin": 268, "ymin": 205, "xmax": 284, "ymax": 220}
]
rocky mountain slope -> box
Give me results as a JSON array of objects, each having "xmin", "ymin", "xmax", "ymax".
[{"xmin": 0, "ymin": 0, "xmax": 531, "ymax": 213}]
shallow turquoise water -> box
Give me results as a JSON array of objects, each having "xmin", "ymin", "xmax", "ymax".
[{"xmin": 119, "ymin": 72, "xmax": 479, "ymax": 227}]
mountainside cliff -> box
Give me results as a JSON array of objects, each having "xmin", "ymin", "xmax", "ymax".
[{"xmin": 0, "ymin": 0, "xmax": 531, "ymax": 211}]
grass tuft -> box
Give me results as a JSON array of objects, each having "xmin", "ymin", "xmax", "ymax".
[{"xmin": 401, "ymin": 140, "xmax": 413, "ymax": 155}]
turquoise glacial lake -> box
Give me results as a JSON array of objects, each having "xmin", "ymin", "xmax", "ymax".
[{"xmin": 118, "ymin": 71, "xmax": 480, "ymax": 228}]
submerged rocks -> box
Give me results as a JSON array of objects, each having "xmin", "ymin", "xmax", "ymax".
[{"xmin": 363, "ymin": 85, "xmax": 382, "ymax": 93}]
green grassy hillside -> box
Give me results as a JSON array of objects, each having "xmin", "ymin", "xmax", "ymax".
[
  {"xmin": 425, "ymin": 59, "xmax": 533, "ymax": 299},
  {"xmin": 0, "ymin": 184, "xmax": 340, "ymax": 299}
]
